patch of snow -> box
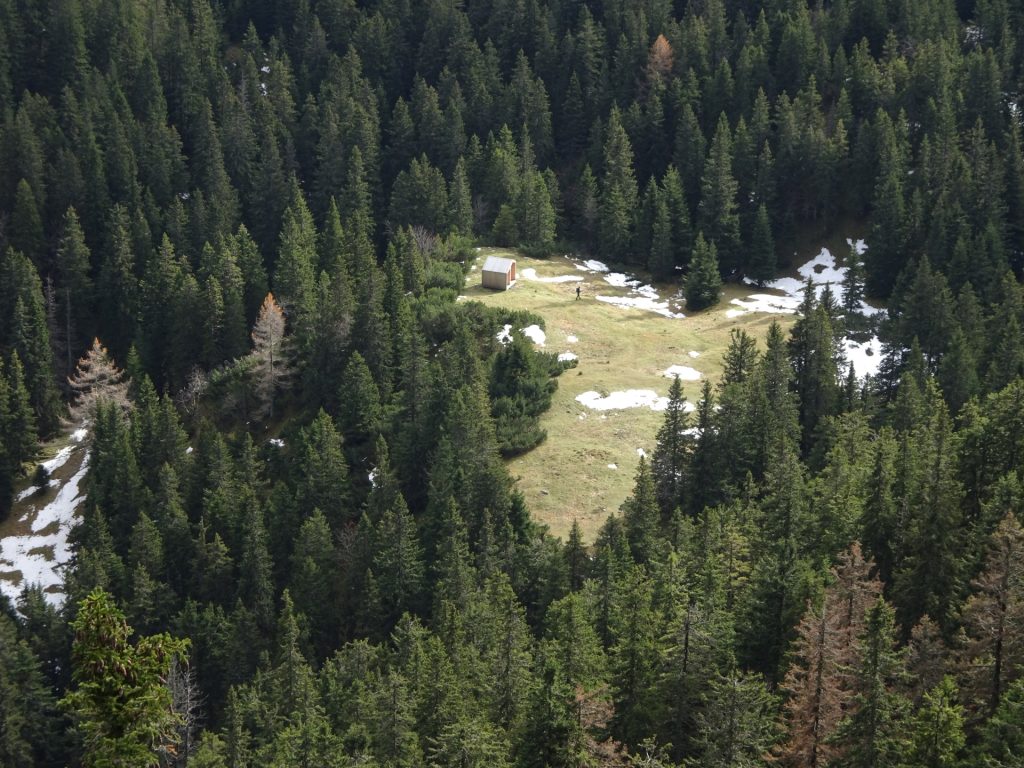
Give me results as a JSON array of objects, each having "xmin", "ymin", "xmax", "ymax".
[
  {"xmin": 608, "ymin": 463, "xmax": 618, "ymax": 470},
  {"xmin": 520, "ymin": 268, "xmax": 583, "ymax": 283},
  {"xmin": 260, "ymin": 65, "xmax": 271, "ymax": 74},
  {"xmin": 496, "ymin": 324, "xmax": 513, "ymax": 344},
  {"xmin": 636, "ymin": 448, "xmax": 646, "ymax": 458},
  {"xmin": 576, "ymin": 259, "xmax": 609, "ymax": 273},
  {"xmin": 663, "ymin": 365, "xmax": 701, "ymax": 381},
  {"xmin": 576, "ymin": 390, "xmax": 697, "ymax": 413},
  {"xmin": 843, "ymin": 336, "xmax": 883, "ymax": 380},
  {"xmin": 735, "ymin": 244, "xmax": 883, "ymax": 318},
  {"xmin": 368, "ymin": 468, "xmax": 378, "ymax": 488},
  {"xmin": 688, "ymin": 351, "xmax": 700, "ymax": 358},
  {"xmin": 596, "ymin": 294, "xmax": 686, "ymax": 318},
  {"xmin": 0, "ymin": 445, "xmax": 90, "ymax": 607},
  {"xmin": 521, "ymin": 325, "xmax": 546, "ymax": 346},
  {"xmin": 558, "ymin": 352, "xmax": 578, "ymax": 362},
  {"xmin": 269, "ymin": 438, "xmax": 285, "ymax": 448},
  {"xmin": 577, "ymin": 390, "xmax": 670, "ymax": 411},
  {"xmin": 727, "ymin": 293, "xmax": 802, "ymax": 318},
  {"xmin": 41, "ymin": 446, "xmax": 74, "ymax": 474},
  {"xmin": 16, "ymin": 483, "xmax": 51, "ymax": 502},
  {"xmin": 71, "ymin": 428, "xmax": 88, "ymax": 442},
  {"xmin": 566, "ymin": 335, "xmax": 578, "ymax": 343},
  {"xmin": 604, "ymin": 272, "xmax": 639, "ymax": 288},
  {"xmin": 186, "ymin": 446, "xmax": 194, "ymax": 454}
]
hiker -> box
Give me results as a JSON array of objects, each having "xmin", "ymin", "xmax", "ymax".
[{"xmin": 575, "ymin": 285, "xmax": 581, "ymax": 300}]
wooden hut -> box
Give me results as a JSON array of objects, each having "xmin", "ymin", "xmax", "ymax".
[{"xmin": 481, "ymin": 255, "xmax": 516, "ymax": 290}]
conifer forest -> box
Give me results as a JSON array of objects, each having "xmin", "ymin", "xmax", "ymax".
[{"xmin": 4, "ymin": 0, "xmax": 1024, "ymax": 765}]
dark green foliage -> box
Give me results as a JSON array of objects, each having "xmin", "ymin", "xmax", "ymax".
[
  {"xmin": 61, "ymin": 589, "xmax": 189, "ymax": 767},
  {"xmin": 489, "ymin": 331, "xmax": 559, "ymax": 456},
  {"xmin": 1, "ymin": 2, "xmax": 1023, "ymax": 764},
  {"xmin": 685, "ymin": 233, "xmax": 722, "ymax": 311}
]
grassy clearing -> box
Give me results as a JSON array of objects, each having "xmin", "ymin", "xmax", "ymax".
[{"xmin": 464, "ymin": 246, "xmax": 798, "ymax": 542}]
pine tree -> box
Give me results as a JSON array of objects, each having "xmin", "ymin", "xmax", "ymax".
[
  {"xmin": 274, "ymin": 180, "xmax": 318, "ymax": 332},
  {"xmin": 609, "ymin": 565, "xmax": 661, "ymax": 746},
  {"xmin": 0, "ymin": 611, "xmax": 61, "ymax": 767},
  {"xmin": 4, "ymin": 352, "xmax": 37, "ymax": 469},
  {"xmin": 61, "ymin": 589, "xmax": 189, "ymax": 768},
  {"xmin": 685, "ymin": 233, "xmax": 722, "ymax": 311},
  {"xmin": 1, "ymin": 248, "xmax": 63, "ymax": 434},
  {"xmin": 54, "ymin": 207, "xmax": 95, "ymax": 370},
  {"xmin": 975, "ymin": 677, "xmax": 1024, "ymax": 767},
  {"xmin": 842, "ymin": 242, "xmax": 867, "ymax": 322},
  {"xmin": 694, "ymin": 669, "xmax": 780, "ymax": 768},
  {"xmin": 904, "ymin": 678, "xmax": 965, "ymax": 768},
  {"xmin": 294, "ymin": 410, "xmax": 351, "ymax": 530},
  {"xmin": 249, "ymin": 293, "xmax": 292, "ymax": 420},
  {"xmin": 9, "ymin": 178, "xmax": 44, "ymax": 268},
  {"xmin": 748, "ymin": 203, "xmax": 776, "ymax": 286},
  {"xmin": 699, "ymin": 114, "xmax": 742, "ymax": 272},
  {"xmin": 67, "ymin": 339, "xmax": 130, "ymax": 424},
  {"xmin": 599, "ymin": 107, "xmax": 638, "ymax": 263},
  {"xmin": 621, "ymin": 457, "xmax": 660, "ymax": 564},
  {"xmin": 831, "ymin": 598, "xmax": 909, "ymax": 768},
  {"xmin": 778, "ymin": 588, "xmax": 843, "ymax": 766},
  {"xmin": 959, "ymin": 512, "xmax": 1024, "ymax": 719},
  {"xmin": 651, "ymin": 376, "xmax": 692, "ymax": 517},
  {"xmin": 372, "ymin": 493, "xmax": 425, "ymax": 628}
]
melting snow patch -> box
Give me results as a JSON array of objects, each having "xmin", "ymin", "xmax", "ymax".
[
  {"xmin": 558, "ymin": 352, "xmax": 578, "ymax": 362},
  {"xmin": 41, "ymin": 446, "xmax": 75, "ymax": 474},
  {"xmin": 596, "ymin": 295, "xmax": 685, "ymax": 318},
  {"xmin": 566, "ymin": 335, "xmax": 578, "ymax": 343},
  {"xmin": 604, "ymin": 272, "xmax": 638, "ymax": 288},
  {"xmin": 735, "ymin": 245, "xmax": 883, "ymax": 318},
  {"xmin": 689, "ymin": 351, "xmax": 700, "ymax": 358},
  {"xmin": 496, "ymin": 324, "xmax": 513, "ymax": 344},
  {"xmin": 843, "ymin": 336, "xmax": 883, "ymax": 380},
  {"xmin": 521, "ymin": 325, "xmax": 546, "ymax": 346},
  {"xmin": 71, "ymin": 428, "xmax": 88, "ymax": 442},
  {"xmin": 186, "ymin": 446, "xmax": 194, "ymax": 454},
  {"xmin": 576, "ymin": 259, "xmax": 610, "ymax": 273},
  {"xmin": 608, "ymin": 463, "xmax": 618, "ymax": 470},
  {"xmin": 727, "ymin": 293, "xmax": 802, "ymax": 318},
  {"xmin": 368, "ymin": 468, "xmax": 378, "ymax": 488},
  {"xmin": 577, "ymin": 390, "xmax": 671, "ymax": 411},
  {"xmin": 269, "ymin": 438, "xmax": 285, "ymax": 448},
  {"xmin": 520, "ymin": 268, "xmax": 583, "ymax": 283},
  {"xmin": 636, "ymin": 448, "xmax": 646, "ymax": 458},
  {"xmin": 848, "ymin": 238, "xmax": 868, "ymax": 255},
  {"xmin": 0, "ymin": 443, "xmax": 90, "ymax": 607},
  {"xmin": 664, "ymin": 365, "xmax": 701, "ymax": 381}
]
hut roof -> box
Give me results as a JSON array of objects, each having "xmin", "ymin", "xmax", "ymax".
[{"xmin": 482, "ymin": 255, "xmax": 516, "ymax": 274}]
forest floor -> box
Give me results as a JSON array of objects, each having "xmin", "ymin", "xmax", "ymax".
[{"xmin": 464, "ymin": 230, "xmax": 873, "ymax": 542}]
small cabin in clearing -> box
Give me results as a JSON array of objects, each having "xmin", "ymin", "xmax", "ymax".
[{"xmin": 481, "ymin": 255, "xmax": 516, "ymax": 290}]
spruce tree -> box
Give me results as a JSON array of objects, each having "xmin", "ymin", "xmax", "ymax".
[
  {"xmin": 748, "ymin": 203, "xmax": 775, "ymax": 286},
  {"xmin": 61, "ymin": 589, "xmax": 189, "ymax": 768},
  {"xmin": 699, "ymin": 114, "xmax": 742, "ymax": 272},
  {"xmin": 831, "ymin": 598, "xmax": 909, "ymax": 768},
  {"xmin": 599, "ymin": 107, "xmax": 638, "ymax": 263},
  {"xmin": 651, "ymin": 376, "xmax": 691, "ymax": 517},
  {"xmin": 685, "ymin": 233, "xmax": 722, "ymax": 311}
]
